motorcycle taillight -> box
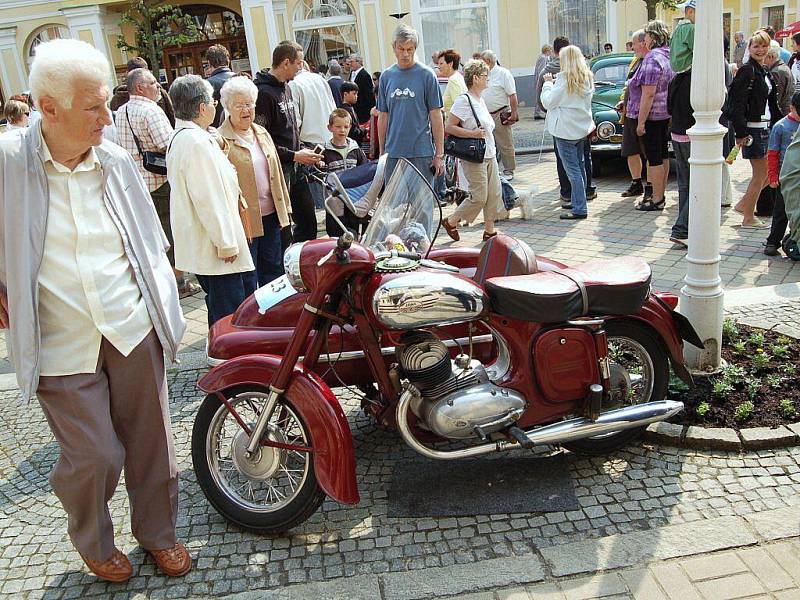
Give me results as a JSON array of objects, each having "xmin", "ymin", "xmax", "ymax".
[{"xmin": 655, "ymin": 292, "xmax": 679, "ymax": 310}]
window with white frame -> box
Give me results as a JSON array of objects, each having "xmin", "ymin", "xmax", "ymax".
[
  {"xmin": 293, "ymin": 0, "xmax": 359, "ymax": 69},
  {"xmin": 546, "ymin": 0, "xmax": 607, "ymax": 56},
  {"xmin": 416, "ymin": 0, "xmax": 491, "ymax": 67},
  {"xmin": 26, "ymin": 25, "xmax": 69, "ymax": 70}
]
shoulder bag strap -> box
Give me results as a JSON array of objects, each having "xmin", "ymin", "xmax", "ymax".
[
  {"xmin": 463, "ymin": 93, "xmax": 482, "ymax": 131},
  {"xmin": 167, "ymin": 127, "xmax": 188, "ymax": 154},
  {"xmin": 124, "ymin": 107, "xmax": 146, "ymax": 156}
]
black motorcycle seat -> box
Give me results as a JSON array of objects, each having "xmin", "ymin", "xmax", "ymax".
[{"xmin": 485, "ymin": 256, "xmax": 652, "ymax": 323}]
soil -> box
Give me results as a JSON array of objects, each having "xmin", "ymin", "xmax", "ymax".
[{"xmin": 668, "ymin": 322, "xmax": 800, "ymax": 429}]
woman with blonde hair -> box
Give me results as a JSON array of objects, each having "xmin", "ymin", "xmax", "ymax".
[
  {"xmin": 730, "ymin": 30, "xmax": 781, "ymax": 228},
  {"xmin": 541, "ymin": 45, "xmax": 595, "ymax": 219},
  {"xmin": 441, "ymin": 59, "xmax": 502, "ymax": 241}
]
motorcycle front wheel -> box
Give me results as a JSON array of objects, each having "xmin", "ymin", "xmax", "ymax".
[
  {"xmin": 562, "ymin": 320, "xmax": 670, "ymax": 456},
  {"xmin": 192, "ymin": 386, "xmax": 326, "ymax": 533}
]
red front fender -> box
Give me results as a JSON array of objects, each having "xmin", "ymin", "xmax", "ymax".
[{"xmin": 197, "ymin": 355, "xmax": 360, "ymax": 506}]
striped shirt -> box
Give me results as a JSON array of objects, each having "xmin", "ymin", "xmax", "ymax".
[{"xmin": 115, "ymin": 95, "xmax": 173, "ymax": 192}]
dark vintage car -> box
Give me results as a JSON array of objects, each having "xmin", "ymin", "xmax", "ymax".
[{"xmin": 589, "ymin": 52, "xmax": 634, "ymax": 155}]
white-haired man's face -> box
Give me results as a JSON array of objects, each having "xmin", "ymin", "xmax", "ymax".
[{"xmin": 39, "ymin": 77, "xmax": 112, "ymax": 150}]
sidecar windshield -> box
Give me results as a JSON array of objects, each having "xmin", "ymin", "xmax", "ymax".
[{"xmin": 361, "ymin": 159, "xmax": 439, "ymax": 256}]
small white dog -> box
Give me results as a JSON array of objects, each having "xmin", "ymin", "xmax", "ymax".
[{"xmin": 518, "ymin": 187, "xmax": 538, "ymax": 220}]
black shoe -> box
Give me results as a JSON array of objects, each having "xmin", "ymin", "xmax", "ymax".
[
  {"xmin": 586, "ymin": 188, "xmax": 597, "ymax": 201},
  {"xmin": 561, "ymin": 202, "xmax": 573, "ymax": 209},
  {"xmin": 621, "ymin": 180, "xmax": 644, "ymax": 197},
  {"xmin": 561, "ymin": 212, "xmax": 587, "ymax": 220},
  {"xmin": 764, "ymin": 243, "xmax": 780, "ymax": 256},
  {"xmin": 643, "ymin": 185, "xmax": 653, "ymax": 201}
]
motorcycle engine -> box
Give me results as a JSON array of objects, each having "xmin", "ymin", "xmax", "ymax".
[{"xmin": 397, "ymin": 331, "xmax": 526, "ymax": 440}]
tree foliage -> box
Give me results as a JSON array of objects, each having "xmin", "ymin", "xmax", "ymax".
[
  {"xmin": 612, "ymin": 0, "xmax": 679, "ymax": 22},
  {"xmin": 116, "ymin": 0, "xmax": 201, "ymax": 72}
]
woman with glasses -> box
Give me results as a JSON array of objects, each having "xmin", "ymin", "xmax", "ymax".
[
  {"xmin": 166, "ymin": 74, "xmax": 254, "ymax": 327},
  {"xmin": 217, "ymin": 76, "xmax": 291, "ymax": 289}
]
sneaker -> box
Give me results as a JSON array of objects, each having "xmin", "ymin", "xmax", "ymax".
[
  {"xmin": 503, "ymin": 170, "xmax": 514, "ymax": 181},
  {"xmin": 621, "ymin": 180, "xmax": 644, "ymax": 197},
  {"xmin": 561, "ymin": 202, "xmax": 573, "ymax": 210}
]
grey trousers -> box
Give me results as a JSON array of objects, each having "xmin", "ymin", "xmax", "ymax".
[{"xmin": 37, "ymin": 329, "xmax": 178, "ymax": 562}]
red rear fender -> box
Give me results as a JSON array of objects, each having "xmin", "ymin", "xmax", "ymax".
[{"xmin": 197, "ymin": 355, "xmax": 359, "ymax": 505}]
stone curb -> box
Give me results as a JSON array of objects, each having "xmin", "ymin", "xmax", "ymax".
[
  {"xmin": 644, "ymin": 421, "xmax": 800, "ymax": 451},
  {"xmin": 214, "ymin": 506, "xmax": 800, "ymax": 600}
]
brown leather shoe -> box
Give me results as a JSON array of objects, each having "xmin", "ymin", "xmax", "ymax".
[
  {"xmin": 80, "ymin": 547, "xmax": 133, "ymax": 583},
  {"xmin": 148, "ymin": 542, "xmax": 192, "ymax": 577},
  {"xmin": 441, "ymin": 218, "xmax": 460, "ymax": 241},
  {"xmin": 482, "ymin": 230, "xmax": 498, "ymax": 242}
]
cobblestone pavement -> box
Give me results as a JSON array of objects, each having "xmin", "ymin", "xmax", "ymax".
[{"xmin": 1, "ymin": 300, "xmax": 799, "ymax": 598}]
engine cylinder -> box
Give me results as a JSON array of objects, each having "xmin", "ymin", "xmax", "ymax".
[{"xmin": 396, "ymin": 331, "xmax": 452, "ymax": 389}]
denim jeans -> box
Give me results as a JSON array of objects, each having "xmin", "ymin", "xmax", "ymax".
[
  {"xmin": 244, "ymin": 212, "xmax": 283, "ymax": 292},
  {"xmin": 671, "ymin": 140, "xmax": 691, "ymax": 238},
  {"xmin": 282, "ymin": 163, "xmax": 318, "ymax": 242},
  {"xmin": 196, "ymin": 272, "xmax": 251, "ymax": 327},
  {"xmin": 554, "ymin": 137, "xmax": 587, "ymax": 215},
  {"xmin": 555, "ymin": 139, "xmax": 594, "ymax": 198},
  {"xmin": 385, "ymin": 157, "xmax": 435, "ymax": 188}
]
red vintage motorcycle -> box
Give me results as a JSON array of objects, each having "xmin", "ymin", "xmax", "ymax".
[{"xmin": 193, "ymin": 159, "xmax": 701, "ymax": 534}]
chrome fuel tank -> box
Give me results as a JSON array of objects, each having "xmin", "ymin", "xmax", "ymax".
[{"xmin": 371, "ymin": 272, "xmax": 486, "ymax": 330}]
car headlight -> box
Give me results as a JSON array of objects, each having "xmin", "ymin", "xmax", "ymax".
[
  {"xmin": 596, "ymin": 121, "xmax": 616, "ymax": 140},
  {"xmin": 283, "ymin": 242, "xmax": 307, "ymax": 291}
]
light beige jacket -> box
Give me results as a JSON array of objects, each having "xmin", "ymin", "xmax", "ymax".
[{"xmin": 166, "ymin": 120, "xmax": 254, "ymax": 276}]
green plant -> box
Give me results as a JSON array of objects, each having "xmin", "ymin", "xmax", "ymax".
[
  {"xmin": 766, "ymin": 374, "xmax": 783, "ymax": 389},
  {"xmin": 116, "ymin": 0, "xmax": 201, "ymax": 71},
  {"xmin": 612, "ymin": 0, "xmax": 678, "ymax": 21},
  {"xmin": 770, "ymin": 344, "xmax": 790, "ymax": 358},
  {"xmin": 747, "ymin": 332, "xmax": 765, "ymax": 348},
  {"xmin": 712, "ymin": 379, "xmax": 734, "ymax": 398},
  {"xmin": 779, "ymin": 398, "xmax": 797, "ymax": 418},
  {"xmin": 722, "ymin": 318, "xmax": 739, "ymax": 341},
  {"xmin": 696, "ymin": 402, "xmax": 710, "ymax": 418},
  {"xmin": 732, "ymin": 340, "xmax": 747, "ymax": 353},
  {"xmin": 668, "ymin": 374, "xmax": 690, "ymax": 397},
  {"xmin": 752, "ymin": 351, "xmax": 771, "ymax": 372},
  {"xmin": 720, "ymin": 363, "xmax": 746, "ymax": 385},
  {"xmin": 782, "ymin": 363, "xmax": 797, "ymax": 376},
  {"xmin": 734, "ymin": 401, "xmax": 755, "ymax": 422},
  {"xmin": 777, "ymin": 335, "xmax": 793, "ymax": 345},
  {"xmin": 745, "ymin": 378, "xmax": 760, "ymax": 400}
]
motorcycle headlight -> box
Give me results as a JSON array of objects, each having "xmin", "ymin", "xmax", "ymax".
[
  {"xmin": 597, "ymin": 121, "xmax": 616, "ymax": 141},
  {"xmin": 283, "ymin": 242, "xmax": 307, "ymax": 292}
]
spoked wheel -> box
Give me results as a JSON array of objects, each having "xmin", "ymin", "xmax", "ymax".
[
  {"xmin": 192, "ymin": 386, "xmax": 325, "ymax": 533},
  {"xmin": 563, "ymin": 320, "xmax": 670, "ymax": 455}
]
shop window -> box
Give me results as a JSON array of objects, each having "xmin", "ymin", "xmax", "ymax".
[
  {"xmin": 182, "ymin": 4, "xmax": 245, "ymax": 39},
  {"xmin": 547, "ymin": 0, "xmax": 607, "ymax": 57},
  {"xmin": 293, "ymin": 0, "xmax": 359, "ymax": 70},
  {"xmin": 765, "ymin": 5, "xmax": 785, "ymax": 33},
  {"xmin": 416, "ymin": 1, "xmax": 490, "ymax": 66}
]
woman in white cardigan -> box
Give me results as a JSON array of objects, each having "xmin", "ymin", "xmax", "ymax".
[
  {"xmin": 167, "ymin": 74, "xmax": 254, "ymax": 327},
  {"xmin": 541, "ymin": 45, "xmax": 595, "ymax": 220}
]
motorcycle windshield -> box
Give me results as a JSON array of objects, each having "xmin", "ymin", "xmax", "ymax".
[{"xmin": 361, "ymin": 159, "xmax": 439, "ymax": 256}]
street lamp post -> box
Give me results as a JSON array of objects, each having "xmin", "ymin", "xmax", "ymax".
[{"xmin": 681, "ymin": 0, "xmax": 727, "ymax": 371}]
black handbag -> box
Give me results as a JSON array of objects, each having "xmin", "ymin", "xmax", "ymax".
[
  {"xmin": 126, "ymin": 110, "xmax": 167, "ymax": 175},
  {"xmin": 444, "ymin": 93, "xmax": 487, "ymax": 164}
]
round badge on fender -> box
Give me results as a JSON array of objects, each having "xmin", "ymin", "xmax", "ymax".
[{"xmin": 375, "ymin": 255, "xmax": 420, "ymax": 272}]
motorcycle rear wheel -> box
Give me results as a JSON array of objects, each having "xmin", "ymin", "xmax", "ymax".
[
  {"xmin": 562, "ymin": 320, "xmax": 670, "ymax": 456},
  {"xmin": 192, "ymin": 386, "xmax": 326, "ymax": 533}
]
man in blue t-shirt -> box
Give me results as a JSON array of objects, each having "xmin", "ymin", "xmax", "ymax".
[{"xmin": 377, "ymin": 24, "xmax": 444, "ymax": 185}]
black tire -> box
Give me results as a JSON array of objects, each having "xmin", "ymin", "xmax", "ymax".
[
  {"xmin": 192, "ymin": 386, "xmax": 326, "ymax": 534},
  {"xmin": 563, "ymin": 320, "xmax": 670, "ymax": 455}
]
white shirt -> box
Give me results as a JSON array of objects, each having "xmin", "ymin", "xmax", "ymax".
[
  {"xmin": 37, "ymin": 140, "xmax": 153, "ymax": 376},
  {"xmin": 350, "ymin": 66, "xmax": 364, "ymax": 82},
  {"xmin": 289, "ymin": 69, "xmax": 337, "ymax": 145},
  {"xmin": 482, "ymin": 65, "xmax": 517, "ymax": 113},
  {"xmin": 450, "ymin": 92, "xmax": 496, "ymax": 160}
]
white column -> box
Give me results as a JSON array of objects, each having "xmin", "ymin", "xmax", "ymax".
[
  {"xmin": 358, "ymin": 0, "xmax": 376, "ymax": 69},
  {"xmin": 538, "ymin": 0, "xmax": 549, "ymax": 48},
  {"xmin": 741, "ymin": 0, "xmax": 751, "ymax": 33},
  {"xmin": 0, "ymin": 26, "xmax": 26, "ymax": 94},
  {"xmin": 682, "ymin": 0, "xmax": 726, "ymax": 370},
  {"xmin": 241, "ymin": 0, "xmax": 280, "ymax": 73},
  {"xmin": 60, "ymin": 6, "xmax": 115, "ymax": 86}
]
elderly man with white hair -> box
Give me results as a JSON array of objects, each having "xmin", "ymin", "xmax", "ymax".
[
  {"xmin": 480, "ymin": 49, "xmax": 519, "ymax": 180},
  {"xmin": 0, "ymin": 39, "xmax": 189, "ymax": 582},
  {"xmin": 765, "ymin": 43, "xmax": 795, "ymax": 117},
  {"xmin": 347, "ymin": 53, "xmax": 376, "ymax": 123}
]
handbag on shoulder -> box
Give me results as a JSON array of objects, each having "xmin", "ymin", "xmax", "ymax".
[
  {"xmin": 126, "ymin": 110, "xmax": 168, "ymax": 175},
  {"xmin": 444, "ymin": 94, "xmax": 487, "ymax": 164}
]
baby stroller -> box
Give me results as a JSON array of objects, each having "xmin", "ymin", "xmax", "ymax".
[{"xmin": 322, "ymin": 154, "xmax": 387, "ymax": 238}]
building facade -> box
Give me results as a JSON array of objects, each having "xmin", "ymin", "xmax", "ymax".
[{"xmin": 0, "ymin": 0, "xmax": 798, "ymax": 107}]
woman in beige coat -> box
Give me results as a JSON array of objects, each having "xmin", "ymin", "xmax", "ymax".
[
  {"xmin": 217, "ymin": 76, "xmax": 291, "ymax": 288},
  {"xmin": 166, "ymin": 74, "xmax": 254, "ymax": 327}
]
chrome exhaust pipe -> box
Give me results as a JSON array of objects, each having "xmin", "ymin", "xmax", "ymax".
[{"xmin": 396, "ymin": 387, "xmax": 684, "ymax": 460}]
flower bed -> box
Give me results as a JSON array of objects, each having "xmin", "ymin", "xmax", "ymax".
[{"xmin": 667, "ymin": 319, "xmax": 799, "ymax": 429}]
